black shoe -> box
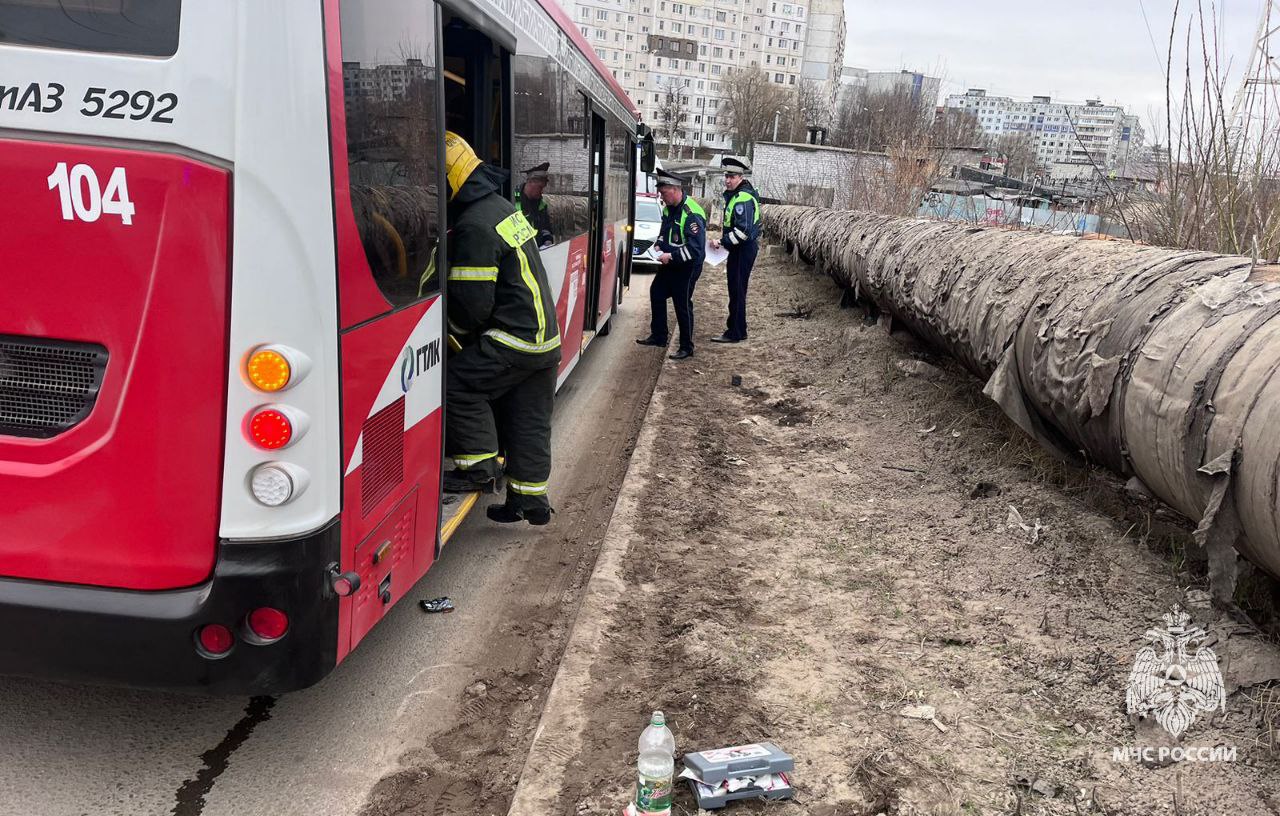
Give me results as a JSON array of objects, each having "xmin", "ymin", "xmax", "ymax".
[
  {"xmin": 636, "ymin": 336, "xmax": 667, "ymax": 347},
  {"xmin": 669, "ymin": 349, "xmax": 693, "ymax": 360},
  {"xmin": 443, "ymin": 471, "xmax": 499, "ymax": 494},
  {"xmin": 486, "ymin": 504, "xmax": 553, "ymax": 526},
  {"xmin": 710, "ymin": 334, "xmax": 739, "ymax": 343}
]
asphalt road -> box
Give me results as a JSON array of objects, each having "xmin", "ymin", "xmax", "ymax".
[{"xmin": 0, "ymin": 283, "xmax": 662, "ymax": 816}]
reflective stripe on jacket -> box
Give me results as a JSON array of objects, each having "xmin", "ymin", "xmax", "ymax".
[
  {"xmin": 722, "ymin": 180, "xmax": 761, "ymax": 249},
  {"xmin": 656, "ymin": 194, "xmax": 707, "ymax": 269},
  {"xmin": 439, "ymin": 167, "xmax": 561, "ymax": 360}
]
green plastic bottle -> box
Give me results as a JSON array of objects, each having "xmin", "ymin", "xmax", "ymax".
[{"xmin": 635, "ymin": 711, "xmax": 676, "ymax": 815}]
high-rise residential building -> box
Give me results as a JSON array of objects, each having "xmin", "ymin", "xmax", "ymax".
[
  {"xmin": 563, "ymin": 0, "xmax": 845, "ymax": 152},
  {"xmin": 837, "ymin": 67, "xmax": 941, "ymax": 118},
  {"xmin": 944, "ymin": 89, "xmax": 1144, "ymax": 172}
]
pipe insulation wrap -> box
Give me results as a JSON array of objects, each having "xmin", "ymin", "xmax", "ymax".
[{"xmin": 764, "ymin": 205, "xmax": 1280, "ymax": 579}]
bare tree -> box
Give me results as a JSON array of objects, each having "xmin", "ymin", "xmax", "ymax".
[
  {"xmin": 719, "ymin": 67, "xmax": 788, "ymax": 155},
  {"xmin": 784, "ymin": 78, "xmax": 828, "ymax": 142},
  {"xmin": 831, "ymin": 87, "xmax": 932, "ymax": 153},
  {"xmin": 931, "ymin": 107, "xmax": 983, "ymax": 149},
  {"xmin": 655, "ymin": 78, "xmax": 689, "ymax": 159},
  {"xmin": 1110, "ymin": 2, "xmax": 1280, "ymax": 258},
  {"xmin": 992, "ymin": 132, "xmax": 1040, "ymax": 178}
]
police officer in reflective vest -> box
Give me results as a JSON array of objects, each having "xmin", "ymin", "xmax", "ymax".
[
  {"xmin": 436, "ymin": 132, "xmax": 561, "ymax": 525},
  {"xmin": 636, "ymin": 168, "xmax": 706, "ymax": 360},
  {"xmin": 710, "ymin": 155, "xmax": 761, "ymax": 343},
  {"xmin": 515, "ymin": 162, "xmax": 555, "ymax": 248}
]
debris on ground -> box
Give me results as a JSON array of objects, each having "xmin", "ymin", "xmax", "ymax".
[
  {"xmin": 899, "ymin": 704, "xmax": 948, "ymax": 732},
  {"xmin": 970, "ymin": 481, "xmax": 1002, "ymax": 499},
  {"xmin": 1012, "ymin": 774, "xmax": 1061, "ymax": 798},
  {"xmin": 419, "ymin": 596, "xmax": 455, "ymax": 614},
  {"xmin": 1006, "ymin": 504, "xmax": 1044, "ymax": 544},
  {"xmin": 894, "ymin": 359, "xmax": 944, "ymax": 380}
]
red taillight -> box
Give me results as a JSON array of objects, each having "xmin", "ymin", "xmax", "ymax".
[
  {"xmin": 249, "ymin": 409, "xmax": 293, "ymax": 450},
  {"xmin": 197, "ymin": 624, "xmax": 234, "ymax": 657},
  {"xmin": 246, "ymin": 607, "xmax": 289, "ymax": 642}
]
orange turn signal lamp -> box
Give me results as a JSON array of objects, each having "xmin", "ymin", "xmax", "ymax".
[
  {"xmin": 248, "ymin": 349, "xmax": 290, "ymax": 391},
  {"xmin": 246, "ymin": 345, "xmax": 310, "ymax": 393}
]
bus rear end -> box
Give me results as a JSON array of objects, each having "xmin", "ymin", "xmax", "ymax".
[{"xmin": 0, "ymin": 1, "xmax": 343, "ymax": 692}]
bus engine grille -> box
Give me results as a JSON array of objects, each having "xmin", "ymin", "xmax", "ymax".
[{"xmin": 0, "ymin": 336, "xmax": 109, "ymax": 439}]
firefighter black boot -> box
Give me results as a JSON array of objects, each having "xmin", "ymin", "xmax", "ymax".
[
  {"xmin": 486, "ymin": 503, "xmax": 553, "ymax": 526},
  {"xmin": 442, "ymin": 469, "xmax": 501, "ymax": 494}
]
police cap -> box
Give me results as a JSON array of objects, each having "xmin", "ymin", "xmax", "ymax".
[
  {"xmin": 653, "ymin": 168, "xmax": 688, "ymax": 188},
  {"xmin": 523, "ymin": 161, "xmax": 550, "ymax": 180},
  {"xmin": 721, "ymin": 155, "xmax": 752, "ymax": 175}
]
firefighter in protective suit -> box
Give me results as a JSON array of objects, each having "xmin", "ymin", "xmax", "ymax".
[{"xmin": 436, "ymin": 132, "xmax": 561, "ymax": 526}]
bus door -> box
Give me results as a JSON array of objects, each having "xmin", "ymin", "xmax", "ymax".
[
  {"xmin": 442, "ymin": 10, "xmax": 511, "ymax": 171},
  {"xmin": 582, "ymin": 111, "xmax": 608, "ymax": 332},
  {"xmin": 333, "ymin": 0, "xmax": 452, "ymax": 654}
]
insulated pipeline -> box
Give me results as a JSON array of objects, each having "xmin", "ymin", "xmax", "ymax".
[{"xmin": 764, "ymin": 205, "xmax": 1280, "ymax": 582}]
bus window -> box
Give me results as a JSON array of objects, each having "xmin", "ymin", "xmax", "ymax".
[
  {"xmin": 341, "ymin": 0, "xmax": 442, "ymax": 303},
  {"xmin": 512, "ymin": 63, "xmax": 591, "ymax": 244},
  {"xmin": 442, "ymin": 14, "xmax": 506, "ymax": 169},
  {"xmin": 0, "ymin": 0, "xmax": 180, "ymax": 56}
]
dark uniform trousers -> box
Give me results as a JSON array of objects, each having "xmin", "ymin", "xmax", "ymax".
[
  {"xmin": 650, "ymin": 195, "xmax": 707, "ymax": 354},
  {"xmin": 649, "ymin": 266, "xmax": 701, "ymax": 354},
  {"xmin": 725, "ymin": 242, "xmax": 757, "ymax": 341},
  {"xmin": 447, "ymin": 340, "xmax": 556, "ymax": 512},
  {"xmin": 720, "ymin": 181, "xmax": 761, "ymax": 342}
]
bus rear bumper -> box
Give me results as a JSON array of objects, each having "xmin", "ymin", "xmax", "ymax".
[{"xmin": 0, "ymin": 520, "xmax": 341, "ymax": 695}]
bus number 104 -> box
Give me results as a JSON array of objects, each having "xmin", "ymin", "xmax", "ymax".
[{"xmin": 47, "ymin": 163, "xmax": 135, "ymax": 226}]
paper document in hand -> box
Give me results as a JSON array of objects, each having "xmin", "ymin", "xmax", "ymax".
[
  {"xmin": 645, "ymin": 246, "xmax": 663, "ymax": 262},
  {"xmin": 705, "ymin": 243, "xmax": 729, "ymax": 266}
]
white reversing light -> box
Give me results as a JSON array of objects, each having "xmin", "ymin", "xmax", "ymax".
[{"xmin": 249, "ymin": 463, "xmax": 309, "ymax": 507}]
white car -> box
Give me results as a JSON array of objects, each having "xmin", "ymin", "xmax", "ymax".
[{"xmin": 631, "ymin": 195, "xmax": 664, "ymax": 272}]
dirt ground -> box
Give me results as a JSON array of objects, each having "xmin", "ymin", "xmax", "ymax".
[
  {"xmin": 354, "ymin": 299, "xmax": 665, "ymax": 816},
  {"xmin": 538, "ymin": 253, "xmax": 1280, "ymax": 815}
]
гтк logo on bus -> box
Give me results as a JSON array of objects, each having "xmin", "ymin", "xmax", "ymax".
[{"xmin": 400, "ymin": 339, "xmax": 441, "ymax": 393}]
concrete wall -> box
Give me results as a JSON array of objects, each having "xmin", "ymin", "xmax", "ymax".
[{"xmin": 752, "ymin": 141, "xmax": 890, "ymax": 209}]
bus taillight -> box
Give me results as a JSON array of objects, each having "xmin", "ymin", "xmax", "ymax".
[
  {"xmin": 250, "ymin": 409, "xmax": 292, "ymax": 449},
  {"xmin": 245, "ymin": 607, "xmax": 290, "ymax": 644},
  {"xmin": 247, "ymin": 406, "xmax": 308, "ymax": 450},
  {"xmin": 196, "ymin": 624, "xmax": 235, "ymax": 659}
]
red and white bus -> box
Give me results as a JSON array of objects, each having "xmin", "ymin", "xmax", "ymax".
[{"xmin": 0, "ymin": 0, "xmax": 653, "ymax": 693}]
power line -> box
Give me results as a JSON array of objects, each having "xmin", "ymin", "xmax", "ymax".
[{"xmin": 1136, "ymin": 0, "xmax": 1170, "ymax": 82}]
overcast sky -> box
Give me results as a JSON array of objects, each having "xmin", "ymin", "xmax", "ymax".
[{"xmin": 842, "ymin": 0, "xmax": 1264, "ymax": 125}]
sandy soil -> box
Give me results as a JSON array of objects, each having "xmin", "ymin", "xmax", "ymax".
[{"xmin": 536, "ymin": 253, "xmax": 1280, "ymax": 816}]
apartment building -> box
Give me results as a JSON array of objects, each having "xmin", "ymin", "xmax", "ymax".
[
  {"xmin": 839, "ymin": 68, "xmax": 941, "ymax": 107},
  {"xmin": 565, "ymin": 0, "xmax": 845, "ymax": 151},
  {"xmin": 944, "ymin": 89, "xmax": 1144, "ymax": 171}
]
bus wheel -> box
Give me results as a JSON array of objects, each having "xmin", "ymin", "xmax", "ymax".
[{"xmin": 598, "ymin": 274, "xmax": 622, "ymax": 337}]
